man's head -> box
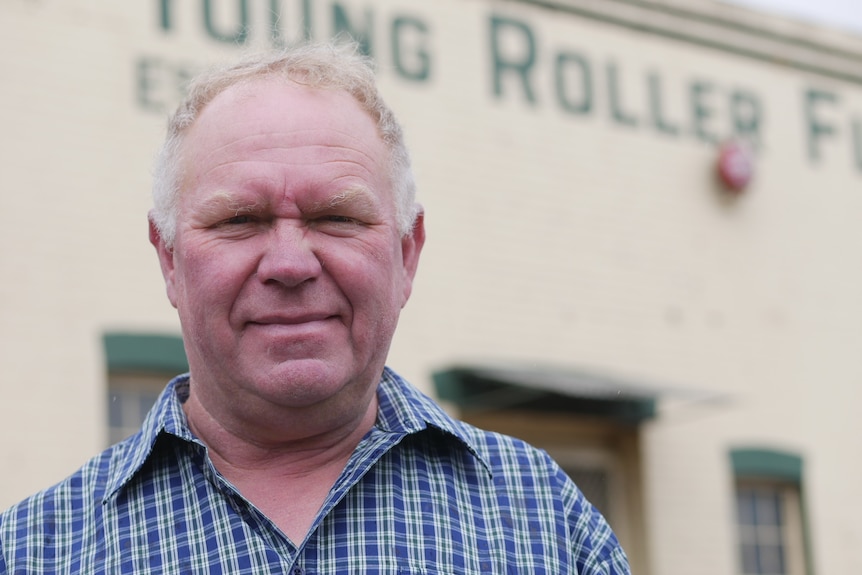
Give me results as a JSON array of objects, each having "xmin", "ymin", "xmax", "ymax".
[
  {"xmin": 148, "ymin": 41, "xmax": 425, "ymax": 440},
  {"xmin": 151, "ymin": 41, "xmax": 420, "ymax": 249}
]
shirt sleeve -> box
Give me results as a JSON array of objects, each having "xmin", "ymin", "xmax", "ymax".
[
  {"xmin": 551, "ymin": 456, "xmax": 633, "ymax": 575},
  {"xmin": 0, "ymin": 532, "xmax": 7, "ymax": 574}
]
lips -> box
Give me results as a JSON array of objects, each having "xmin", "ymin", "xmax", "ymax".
[
  {"xmin": 243, "ymin": 309, "xmax": 344, "ymax": 341},
  {"xmin": 248, "ymin": 312, "xmax": 336, "ymax": 326},
  {"xmin": 244, "ymin": 312, "xmax": 341, "ymax": 339}
]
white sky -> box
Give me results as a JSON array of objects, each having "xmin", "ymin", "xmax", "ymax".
[{"xmin": 724, "ymin": 0, "xmax": 862, "ymax": 35}]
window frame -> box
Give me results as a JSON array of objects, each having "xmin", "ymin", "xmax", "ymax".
[{"xmin": 730, "ymin": 448, "xmax": 813, "ymax": 575}]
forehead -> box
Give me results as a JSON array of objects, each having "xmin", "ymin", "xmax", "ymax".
[{"xmin": 179, "ymin": 77, "xmax": 390, "ymax": 189}]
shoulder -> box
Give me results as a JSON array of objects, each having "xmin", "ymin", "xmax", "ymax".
[
  {"xmin": 0, "ymin": 439, "xmax": 132, "ymax": 561},
  {"xmin": 1, "ymin": 376, "xmax": 194, "ymax": 523},
  {"xmin": 379, "ymin": 368, "xmax": 575, "ymax": 492},
  {"xmin": 463, "ymin": 423, "xmax": 630, "ymax": 571},
  {"xmin": 1, "ymin": 438, "xmax": 131, "ymax": 522},
  {"xmin": 449, "ymin": 418, "xmax": 587, "ymax": 510},
  {"xmin": 379, "ymin": 369, "xmax": 630, "ymax": 572},
  {"xmin": 0, "ymin": 376, "xmax": 189, "ymax": 535}
]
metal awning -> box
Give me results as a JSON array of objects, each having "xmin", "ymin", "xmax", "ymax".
[{"xmin": 433, "ymin": 362, "xmax": 715, "ymax": 424}]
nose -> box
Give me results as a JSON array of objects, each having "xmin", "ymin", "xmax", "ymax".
[{"xmin": 256, "ymin": 219, "xmax": 323, "ymax": 288}]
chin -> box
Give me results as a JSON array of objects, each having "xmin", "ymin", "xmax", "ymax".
[{"xmin": 245, "ymin": 359, "xmax": 359, "ymax": 406}]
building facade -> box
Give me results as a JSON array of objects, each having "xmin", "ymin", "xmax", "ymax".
[{"xmin": 2, "ymin": 1, "xmax": 861, "ymax": 573}]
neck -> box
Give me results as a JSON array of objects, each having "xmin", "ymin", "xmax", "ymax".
[
  {"xmin": 182, "ymin": 388, "xmax": 378, "ymax": 476},
  {"xmin": 181, "ymin": 388, "xmax": 379, "ymax": 544}
]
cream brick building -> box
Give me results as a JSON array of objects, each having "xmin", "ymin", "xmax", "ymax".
[{"xmin": 2, "ymin": 1, "xmax": 861, "ymax": 573}]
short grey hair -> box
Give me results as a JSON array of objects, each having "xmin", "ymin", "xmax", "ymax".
[{"xmin": 151, "ymin": 40, "xmax": 419, "ymax": 247}]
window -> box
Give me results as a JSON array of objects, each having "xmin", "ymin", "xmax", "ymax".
[
  {"xmin": 107, "ymin": 372, "xmax": 166, "ymax": 444},
  {"xmin": 731, "ymin": 449, "xmax": 811, "ymax": 575},
  {"xmin": 103, "ymin": 332, "xmax": 188, "ymax": 445}
]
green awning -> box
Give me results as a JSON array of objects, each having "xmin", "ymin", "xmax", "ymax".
[{"xmin": 433, "ymin": 363, "xmax": 660, "ymax": 424}]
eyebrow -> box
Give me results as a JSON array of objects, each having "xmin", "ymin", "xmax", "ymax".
[
  {"xmin": 197, "ymin": 191, "xmax": 267, "ymax": 219},
  {"xmin": 312, "ymin": 186, "xmax": 380, "ymax": 214},
  {"xmin": 192, "ymin": 186, "xmax": 382, "ymax": 222}
]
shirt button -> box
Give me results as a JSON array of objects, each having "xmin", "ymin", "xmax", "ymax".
[{"xmin": 292, "ymin": 567, "xmax": 304, "ymax": 575}]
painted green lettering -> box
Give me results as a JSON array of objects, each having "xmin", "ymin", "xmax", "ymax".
[
  {"xmin": 555, "ymin": 52, "xmax": 591, "ymax": 115},
  {"xmin": 730, "ymin": 90, "xmax": 761, "ymax": 149},
  {"xmin": 302, "ymin": 0, "xmax": 313, "ymax": 40},
  {"xmin": 158, "ymin": 0, "xmax": 174, "ymax": 31},
  {"xmin": 489, "ymin": 14, "xmax": 537, "ymax": 104},
  {"xmin": 648, "ymin": 72, "xmax": 678, "ymax": 136},
  {"xmin": 136, "ymin": 57, "xmax": 165, "ymax": 113},
  {"xmin": 853, "ymin": 118, "xmax": 862, "ymax": 172},
  {"xmin": 333, "ymin": 3, "xmax": 373, "ymax": 56},
  {"xmin": 607, "ymin": 62, "xmax": 637, "ymax": 127},
  {"xmin": 391, "ymin": 17, "xmax": 431, "ymax": 82},
  {"xmin": 691, "ymin": 81, "xmax": 717, "ymax": 143},
  {"xmin": 135, "ymin": 57, "xmax": 195, "ymax": 113},
  {"xmin": 805, "ymin": 89, "xmax": 839, "ymax": 161},
  {"xmin": 203, "ymin": 0, "xmax": 249, "ymax": 44},
  {"xmin": 269, "ymin": 0, "xmax": 284, "ymax": 47}
]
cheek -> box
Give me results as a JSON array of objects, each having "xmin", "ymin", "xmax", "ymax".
[
  {"xmin": 174, "ymin": 248, "xmax": 251, "ymax": 314},
  {"xmin": 335, "ymin": 252, "xmax": 406, "ymax": 325}
]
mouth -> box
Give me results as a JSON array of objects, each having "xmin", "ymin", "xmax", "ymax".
[
  {"xmin": 241, "ymin": 313, "xmax": 342, "ymax": 358},
  {"xmin": 249, "ymin": 313, "xmax": 336, "ymax": 326},
  {"xmin": 244, "ymin": 313, "xmax": 342, "ymax": 339}
]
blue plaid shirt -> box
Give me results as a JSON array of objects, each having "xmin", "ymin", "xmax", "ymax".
[{"xmin": 1, "ymin": 368, "xmax": 630, "ymax": 574}]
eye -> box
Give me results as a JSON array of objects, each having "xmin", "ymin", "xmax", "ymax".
[
  {"xmin": 322, "ymin": 215, "xmax": 356, "ymax": 224},
  {"xmin": 311, "ymin": 214, "xmax": 365, "ymax": 236},
  {"xmin": 221, "ymin": 214, "xmax": 256, "ymax": 226},
  {"xmin": 210, "ymin": 213, "xmax": 264, "ymax": 235}
]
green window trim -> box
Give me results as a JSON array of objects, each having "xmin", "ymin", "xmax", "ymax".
[
  {"xmin": 731, "ymin": 447, "xmax": 814, "ymax": 575},
  {"xmin": 103, "ymin": 332, "xmax": 188, "ymax": 374},
  {"xmin": 730, "ymin": 448, "xmax": 803, "ymax": 484}
]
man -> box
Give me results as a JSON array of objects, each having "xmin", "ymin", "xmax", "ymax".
[{"xmin": 0, "ymin": 42, "xmax": 630, "ymax": 573}]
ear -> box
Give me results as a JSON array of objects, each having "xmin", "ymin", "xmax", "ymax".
[
  {"xmin": 148, "ymin": 212, "xmax": 179, "ymax": 309},
  {"xmin": 399, "ymin": 208, "xmax": 426, "ymax": 307}
]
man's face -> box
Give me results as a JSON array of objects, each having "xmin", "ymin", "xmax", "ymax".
[{"xmin": 150, "ymin": 78, "xmax": 423, "ymax": 429}]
